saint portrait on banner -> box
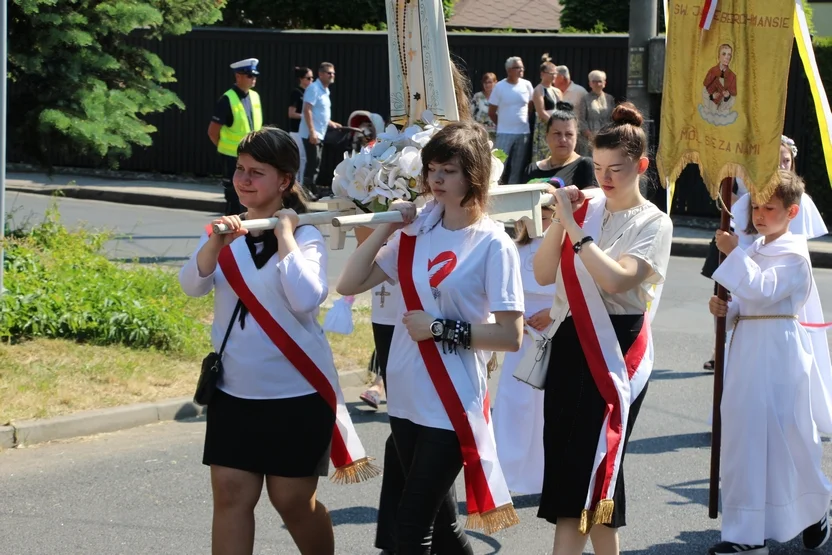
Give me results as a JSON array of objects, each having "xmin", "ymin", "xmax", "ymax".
[{"xmin": 699, "ymin": 43, "xmax": 739, "ymax": 126}]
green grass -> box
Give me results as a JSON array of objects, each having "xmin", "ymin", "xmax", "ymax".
[
  {"xmin": 0, "ymin": 206, "xmax": 375, "ymax": 423},
  {"xmin": 0, "ymin": 310, "xmax": 374, "ymax": 424}
]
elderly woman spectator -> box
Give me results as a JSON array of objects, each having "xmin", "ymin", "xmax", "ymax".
[
  {"xmin": 577, "ymin": 70, "xmax": 615, "ymax": 155},
  {"xmin": 472, "ymin": 72, "xmax": 498, "ymax": 139}
]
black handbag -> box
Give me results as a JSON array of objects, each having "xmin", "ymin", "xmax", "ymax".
[{"xmin": 194, "ymin": 300, "xmax": 242, "ymax": 406}]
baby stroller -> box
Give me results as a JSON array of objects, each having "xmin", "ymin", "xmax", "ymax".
[
  {"xmin": 346, "ymin": 110, "xmax": 386, "ymax": 151},
  {"xmin": 317, "ymin": 111, "xmax": 385, "ymax": 195}
]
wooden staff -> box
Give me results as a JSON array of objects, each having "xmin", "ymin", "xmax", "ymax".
[
  {"xmin": 212, "ymin": 211, "xmax": 347, "ymax": 234},
  {"xmin": 709, "ymin": 176, "xmax": 734, "ymax": 519}
]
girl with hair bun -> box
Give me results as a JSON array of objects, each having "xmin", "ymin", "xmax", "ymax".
[
  {"xmin": 532, "ymin": 102, "xmax": 673, "ymax": 555},
  {"xmin": 180, "ymin": 126, "xmax": 376, "ymax": 555}
]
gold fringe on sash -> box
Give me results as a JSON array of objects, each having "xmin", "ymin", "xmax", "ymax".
[
  {"xmin": 464, "ymin": 503, "xmax": 520, "ymax": 535},
  {"xmin": 578, "ymin": 499, "xmax": 615, "ymax": 534},
  {"xmin": 329, "ymin": 457, "xmax": 381, "ymax": 485}
]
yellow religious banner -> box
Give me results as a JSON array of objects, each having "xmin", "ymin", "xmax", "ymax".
[{"xmin": 657, "ymin": 0, "xmax": 796, "ymax": 203}]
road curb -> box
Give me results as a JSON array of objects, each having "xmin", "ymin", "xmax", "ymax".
[
  {"xmin": 1, "ymin": 370, "xmax": 369, "ymax": 449},
  {"xmin": 670, "ymin": 238, "xmax": 709, "ymax": 258},
  {"xmin": 0, "ymin": 426, "xmax": 14, "ymax": 449},
  {"xmin": 670, "ymin": 237, "xmax": 832, "ymax": 268},
  {"xmin": 8, "ymin": 183, "xmax": 225, "ymax": 213}
]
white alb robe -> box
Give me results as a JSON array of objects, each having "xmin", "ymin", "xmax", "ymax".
[
  {"xmin": 713, "ymin": 232, "xmax": 832, "ymax": 545},
  {"xmin": 493, "ymin": 238, "xmax": 555, "ymax": 494}
]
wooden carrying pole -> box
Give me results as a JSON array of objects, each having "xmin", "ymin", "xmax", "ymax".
[{"xmin": 709, "ymin": 176, "xmax": 734, "ymax": 519}]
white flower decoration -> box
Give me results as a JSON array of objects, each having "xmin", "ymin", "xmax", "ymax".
[{"xmin": 398, "ymin": 146, "xmax": 423, "ymax": 179}]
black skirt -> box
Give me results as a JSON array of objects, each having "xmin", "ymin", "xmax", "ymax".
[
  {"xmin": 538, "ymin": 315, "xmax": 648, "ymax": 528},
  {"xmin": 203, "ymin": 389, "xmax": 334, "ymax": 477}
]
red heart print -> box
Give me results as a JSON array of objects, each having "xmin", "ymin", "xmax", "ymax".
[{"xmin": 428, "ymin": 251, "xmax": 457, "ymax": 288}]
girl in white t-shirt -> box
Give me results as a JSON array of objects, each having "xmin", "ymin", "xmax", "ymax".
[
  {"xmin": 338, "ymin": 121, "xmax": 525, "ymax": 553},
  {"xmin": 180, "ymin": 127, "xmax": 373, "ymax": 555}
]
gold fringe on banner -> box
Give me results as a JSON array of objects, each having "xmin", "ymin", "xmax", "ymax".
[
  {"xmin": 660, "ymin": 150, "xmax": 782, "ymax": 208},
  {"xmin": 330, "ymin": 457, "xmax": 381, "ymax": 485},
  {"xmin": 465, "ymin": 503, "xmax": 520, "ymax": 535}
]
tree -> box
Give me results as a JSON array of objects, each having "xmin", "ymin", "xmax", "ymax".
[
  {"xmin": 218, "ymin": 0, "xmax": 455, "ymax": 29},
  {"xmin": 9, "ymin": 0, "xmax": 223, "ymax": 167},
  {"xmin": 559, "ymin": 0, "xmax": 630, "ymax": 33}
]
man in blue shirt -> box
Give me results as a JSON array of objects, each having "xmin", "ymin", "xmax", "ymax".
[{"xmin": 300, "ymin": 62, "xmax": 341, "ymax": 198}]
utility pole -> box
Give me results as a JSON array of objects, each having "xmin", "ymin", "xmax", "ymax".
[
  {"xmin": 627, "ymin": 0, "xmax": 658, "ymax": 134},
  {"xmin": 0, "ymin": 0, "xmax": 7, "ymax": 295}
]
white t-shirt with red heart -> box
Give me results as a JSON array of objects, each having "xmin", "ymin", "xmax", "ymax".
[{"xmin": 375, "ymin": 217, "xmax": 524, "ymax": 431}]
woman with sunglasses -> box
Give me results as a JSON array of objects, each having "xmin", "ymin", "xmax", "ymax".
[{"xmin": 289, "ymin": 66, "xmax": 313, "ymax": 184}]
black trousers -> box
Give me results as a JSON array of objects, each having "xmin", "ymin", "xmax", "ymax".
[
  {"xmin": 373, "ymin": 324, "xmax": 402, "ymax": 552},
  {"xmin": 222, "ymin": 155, "xmax": 243, "ymax": 216},
  {"xmin": 302, "ymin": 138, "xmax": 323, "ymax": 188},
  {"xmin": 388, "ymin": 417, "xmax": 473, "ymax": 555}
]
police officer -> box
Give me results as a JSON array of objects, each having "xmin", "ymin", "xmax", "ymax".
[{"xmin": 207, "ymin": 58, "xmax": 263, "ymax": 215}]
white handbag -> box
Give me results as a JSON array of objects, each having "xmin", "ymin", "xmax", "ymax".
[
  {"xmin": 513, "ymin": 323, "xmax": 557, "ymax": 390},
  {"xmin": 513, "ymin": 302, "xmax": 568, "ymax": 389}
]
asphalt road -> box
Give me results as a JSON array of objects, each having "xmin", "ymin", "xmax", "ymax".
[{"xmin": 3, "ymin": 194, "xmax": 832, "ymax": 554}]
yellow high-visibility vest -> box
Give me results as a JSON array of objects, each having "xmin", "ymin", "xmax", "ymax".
[{"xmin": 217, "ymin": 89, "xmax": 262, "ymax": 157}]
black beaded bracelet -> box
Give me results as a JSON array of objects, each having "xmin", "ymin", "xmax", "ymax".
[{"xmin": 439, "ymin": 319, "xmax": 472, "ymax": 354}]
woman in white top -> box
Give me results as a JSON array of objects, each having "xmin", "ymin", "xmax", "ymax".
[
  {"xmin": 532, "ymin": 103, "xmax": 673, "ymax": 555},
  {"xmin": 493, "ymin": 207, "xmax": 556, "ymax": 495},
  {"xmin": 179, "ymin": 127, "xmax": 374, "ymax": 555},
  {"xmin": 337, "ymin": 121, "xmax": 525, "ymax": 554}
]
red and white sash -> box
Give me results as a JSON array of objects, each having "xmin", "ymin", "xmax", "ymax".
[
  {"xmin": 397, "ymin": 217, "xmax": 519, "ymax": 535},
  {"xmin": 214, "ymin": 234, "xmax": 378, "ymax": 484},
  {"xmin": 559, "ymin": 195, "xmax": 654, "ymax": 533}
]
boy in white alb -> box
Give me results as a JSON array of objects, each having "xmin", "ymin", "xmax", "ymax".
[{"xmin": 708, "ymin": 171, "xmax": 832, "ymax": 555}]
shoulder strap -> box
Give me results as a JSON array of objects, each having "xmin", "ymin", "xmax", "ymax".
[{"xmin": 218, "ymin": 300, "xmax": 242, "ymax": 356}]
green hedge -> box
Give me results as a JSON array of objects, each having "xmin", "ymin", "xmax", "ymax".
[
  {"xmin": 1, "ymin": 206, "xmax": 211, "ymax": 353},
  {"xmin": 801, "ymin": 37, "xmax": 832, "ymax": 224}
]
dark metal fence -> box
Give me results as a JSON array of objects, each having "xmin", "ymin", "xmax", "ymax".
[{"xmin": 8, "ymin": 28, "xmax": 814, "ymax": 216}]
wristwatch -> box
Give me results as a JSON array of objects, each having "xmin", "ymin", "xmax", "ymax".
[
  {"xmin": 430, "ymin": 319, "xmax": 445, "ymax": 342},
  {"xmin": 573, "ymin": 236, "xmax": 594, "ymax": 253}
]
